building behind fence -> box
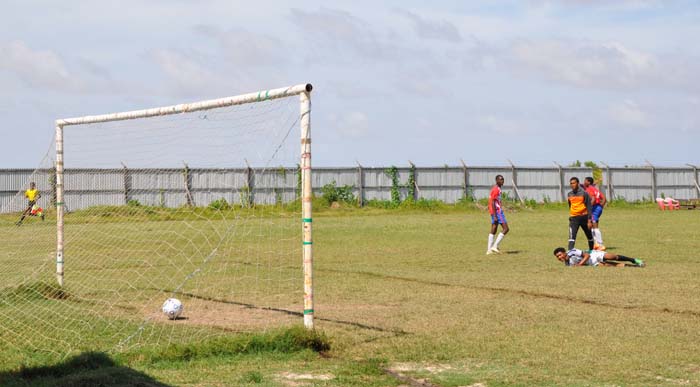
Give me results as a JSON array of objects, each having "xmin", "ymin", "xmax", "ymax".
[{"xmin": 2, "ymin": 164, "xmax": 699, "ymax": 212}]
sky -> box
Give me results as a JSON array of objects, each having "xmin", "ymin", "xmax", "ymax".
[{"xmin": 1, "ymin": 0, "xmax": 699, "ymax": 168}]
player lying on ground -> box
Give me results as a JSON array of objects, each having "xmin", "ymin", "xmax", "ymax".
[{"xmin": 553, "ymin": 247, "xmax": 645, "ymax": 267}]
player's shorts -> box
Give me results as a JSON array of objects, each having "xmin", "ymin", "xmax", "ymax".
[
  {"xmin": 588, "ymin": 250, "xmax": 606, "ymax": 266},
  {"xmin": 491, "ymin": 211, "xmax": 507, "ymax": 225},
  {"xmin": 591, "ymin": 204, "xmax": 603, "ymax": 223}
]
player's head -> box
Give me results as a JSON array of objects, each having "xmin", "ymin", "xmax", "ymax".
[
  {"xmin": 29, "ymin": 182, "xmax": 36, "ymax": 189},
  {"xmin": 495, "ymin": 175, "xmax": 504, "ymax": 187},
  {"xmin": 553, "ymin": 247, "xmax": 567, "ymax": 262},
  {"xmin": 569, "ymin": 177, "xmax": 580, "ymax": 191},
  {"xmin": 584, "ymin": 176, "xmax": 594, "ymax": 187}
]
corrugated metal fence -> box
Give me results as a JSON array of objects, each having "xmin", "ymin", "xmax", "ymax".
[{"xmin": 2, "ymin": 165, "xmax": 699, "ymax": 212}]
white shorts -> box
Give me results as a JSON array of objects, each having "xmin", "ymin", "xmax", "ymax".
[{"xmin": 588, "ymin": 250, "xmax": 606, "ymax": 266}]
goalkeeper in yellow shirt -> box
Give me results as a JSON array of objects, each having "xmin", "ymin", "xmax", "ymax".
[{"xmin": 17, "ymin": 182, "xmax": 45, "ymax": 225}]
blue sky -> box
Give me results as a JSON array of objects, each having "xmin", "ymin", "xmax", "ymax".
[{"xmin": 1, "ymin": 0, "xmax": 698, "ymax": 168}]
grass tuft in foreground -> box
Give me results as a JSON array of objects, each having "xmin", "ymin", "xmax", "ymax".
[
  {"xmin": 0, "ymin": 281, "xmax": 70, "ymax": 303},
  {"xmin": 124, "ymin": 326, "xmax": 330, "ymax": 364}
]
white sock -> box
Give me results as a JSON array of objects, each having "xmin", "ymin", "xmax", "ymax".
[
  {"xmin": 488, "ymin": 234, "xmax": 494, "ymax": 251},
  {"xmin": 494, "ymin": 232, "xmax": 505, "ymax": 248},
  {"xmin": 594, "ymin": 229, "xmax": 603, "ymax": 244}
]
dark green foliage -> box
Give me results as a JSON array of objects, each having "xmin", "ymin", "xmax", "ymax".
[
  {"xmin": 130, "ymin": 326, "xmax": 330, "ymax": 364},
  {"xmin": 321, "ymin": 180, "xmax": 355, "ymax": 206},
  {"xmin": 126, "ymin": 199, "xmax": 141, "ymax": 207},
  {"xmin": 384, "ymin": 166, "xmax": 401, "ymax": 207},
  {"xmin": 406, "ymin": 164, "xmax": 416, "ymax": 200},
  {"xmin": 240, "ymin": 370, "xmax": 263, "ymax": 384},
  {"xmin": 0, "ymin": 282, "xmax": 69, "ymax": 304},
  {"xmin": 208, "ymin": 198, "xmax": 231, "ymax": 211}
]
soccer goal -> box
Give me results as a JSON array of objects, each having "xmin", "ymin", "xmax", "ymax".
[{"xmin": 0, "ymin": 84, "xmax": 314, "ymax": 361}]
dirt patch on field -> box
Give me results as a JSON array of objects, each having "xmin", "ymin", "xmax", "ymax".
[
  {"xmin": 144, "ymin": 297, "xmax": 299, "ymax": 331},
  {"xmin": 278, "ymin": 372, "xmax": 335, "ymax": 386},
  {"xmin": 386, "ymin": 363, "xmax": 484, "ymax": 387}
]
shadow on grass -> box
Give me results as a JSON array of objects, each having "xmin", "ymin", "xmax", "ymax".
[{"xmin": 0, "ymin": 352, "xmax": 171, "ymax": 387}]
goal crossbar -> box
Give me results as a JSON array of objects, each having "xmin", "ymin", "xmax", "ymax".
[{"xmin": 53, "ymin": 82, "xmax": 315, "ymax": 329}]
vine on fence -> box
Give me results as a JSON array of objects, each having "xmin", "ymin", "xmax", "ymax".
[
  {"xmin": 385, "ymin": 166, "xmax": 401, "ymax": 207},
  {"xmin": 406, "ymin": 164, "xmax": 416, "ymax": 201}
]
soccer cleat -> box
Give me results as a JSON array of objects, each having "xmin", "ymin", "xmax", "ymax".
[
  {"xmin": 633, "ymin": 259, "xmax": 645, "ymax": 267},
  {"xmin": 15, "ymin": 221, "xmax": 22, "ymax": 226},
  {"xmin": 486, "ymin": 249, "xmax": 493, "ymax": 255},
  {"xmin": 593, "ymin": 243, "xmax": 606, "ymax": 251},
  {"xmin": 489, "ymin": 247, "xmax": 501, "ymax": 254},
  {"xmin": 41, "ymin": 214, "xmax": 45, "ymax": 221}
]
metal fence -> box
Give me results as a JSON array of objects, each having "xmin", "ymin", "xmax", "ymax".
[{"xmin": 2, "ymin": 164, "xmax": 699, "ymax": 212}]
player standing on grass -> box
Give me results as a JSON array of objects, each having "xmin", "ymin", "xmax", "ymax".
[
  {"xmin": 567, "ymin": 177, "xmax": 594, "ymax": 251},
  {"xmin": 486, "ymin": 175, "xmax": 509, "ymax": 254},
  {"xmin": 583, "ymin": 176, "xmax": 606, "ymax": 250},
  {"xmin": 17, "ymin": 182, "xmax": 44, "ymax": 226}
]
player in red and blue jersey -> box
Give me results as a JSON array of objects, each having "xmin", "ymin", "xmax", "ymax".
[
  {"xmin": 583, "ymin": 177, "xmax": 607, "ymax": 250},
  {"xmin": 487, "ymin": 175, "xmax": 509, "ymax": 254}
]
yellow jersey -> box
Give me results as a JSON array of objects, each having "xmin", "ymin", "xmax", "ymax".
[{"xmin": 25, "ymin": 189, "xmax": 40, "ymax": 202}]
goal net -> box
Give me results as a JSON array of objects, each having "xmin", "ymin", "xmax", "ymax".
[{"xmin": 0, "ymin": 84, "xmax": 314, "ymax": 364}]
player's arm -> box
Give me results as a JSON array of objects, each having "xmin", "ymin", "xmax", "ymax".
[
  {"xmin": 488, "ymin": 188, "xmax": 496, "ymax": 214},
  {"xmin": 584, "ymin": 191, "xmax": 592, "ymax": 219},
  {"xmin": 599, "ymin": 191, "xmax": 607, "ymax": 207},
  {"xmin": 577, "ymin": 251, "xmax": 590, "ymax": 266}
]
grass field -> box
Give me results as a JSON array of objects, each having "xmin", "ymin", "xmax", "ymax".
[{"xmin": 1, "ymin": 203, "xmax": 700, "ymax": 386}]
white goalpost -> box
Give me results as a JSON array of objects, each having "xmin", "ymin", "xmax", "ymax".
[
  {"xmin": 0, "ymin": 83, "xmax": 315, "ymax": 363},
  {"xmin": 55, "ymin": 82, "xmax": 314, "ymax": 329}
]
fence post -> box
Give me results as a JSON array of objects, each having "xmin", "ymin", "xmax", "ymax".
[
  {"xmin": 121, "ymin": 162, "xmax": 130, "ymax": 205},
  {"xmin": 408, "ymin": 160, "xmax": 418, "ymax": 201},
  {"xmin": 356, "ymin": 161, "xmax": 364, "ymax": 207},
  {"xmin": 244, "ymin": 159, "xmax": 253, "ymax": 208},
  {"xmin": 646, "ymin": 160, "xmax": 656, "ymax": 200},
  {"xmin": 601, "ymin": 162, "xmax": 613, "ymax": 200},
  {"xmin": 508, "ymin": 159, "xmax": 525, "ymax": 205},
  {"xmin": 183, "ymin": 162, "xmax": 193, "ymax": 207},
  {"xmin": 554, "ymin": 162, "xmax": 565, "ymax": 202},
  {"xmin": 687, "ymin": 164, "xmax": 700, "ymax": 199},
  {"xmin": 460, "ymin": 159, "xmax": 469, "ymax": 200}
]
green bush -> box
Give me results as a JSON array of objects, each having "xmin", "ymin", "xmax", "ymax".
[
  {"xmin": 321, "ymin": 181, "xmax": 355, "ymax": 206},
  {"xmin": 208, "ymin": 198, "xmax": 231, "ymax": 211}
]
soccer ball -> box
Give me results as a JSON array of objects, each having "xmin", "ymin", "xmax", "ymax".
[{"xmin": 162, "ymin": 298, "xmax": 183, "ymax": 320}]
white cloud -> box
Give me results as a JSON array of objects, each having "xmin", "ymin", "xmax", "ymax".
[
  {"xmin": 608, "ymin": 100, "xmax": 650, "ymax": 128},
  {"xmin": 0, "ymin": 40, "xmax": 74, "ymax": 90},
  {"xmin": 194, "ymin": 25, "xmax": 287, "ymax": 67},
  {"xmin": 149, "ymin": 49, "xmax": 222, "ymax": 96},
  {"xmin": 509, "ymin": 39, "xmax": 657, "ymax": 89},
  {"xmin": 329, "ymin": 111, "xmax": 369, "ymax": 138},
  {"xmin": 289, "ymin": 7, "xmax": 402, "ymax": 62},
  {"xmin": 395, "ymin": 9, "xmax": 462, "ymax": 43},
  {"xmin": 478, "ymin": 115, "xmax": 529, "ymax": 135}
]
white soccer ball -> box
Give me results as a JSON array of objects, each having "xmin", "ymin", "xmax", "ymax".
[{"xmin": 162, "ymin": 298, "xmax": 183, "ymax": 320}]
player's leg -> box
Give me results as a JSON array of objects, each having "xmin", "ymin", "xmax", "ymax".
[
  {"xmin": 568, "ymin": 217, "xmax": 579, "ymax": 250},
  {"xmin": 602, "ymin": 252, "xmax": 645, "ymax": 267},
  {"xmin": 591, "ymin": 205, "xmax": 605, "ymax": 249},
  {"xmin": 491, "ymin": 212, "xmax": 508, "ymax": 253},
  {"xmin": 487, "ymin": 218, "xmax": 497, "ymax": 254},
  {"xmin": 17, "ymin": 201, "xmax": 33, "ymax": 225},
  {"xmin": 581, "ymin": 217, "xmax": 594, "ymax": 250}
]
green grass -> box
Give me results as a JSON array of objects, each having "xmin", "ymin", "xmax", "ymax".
[{"xmin": 1, "ymin": 205, "xmax": 700, "ymax": 386}]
